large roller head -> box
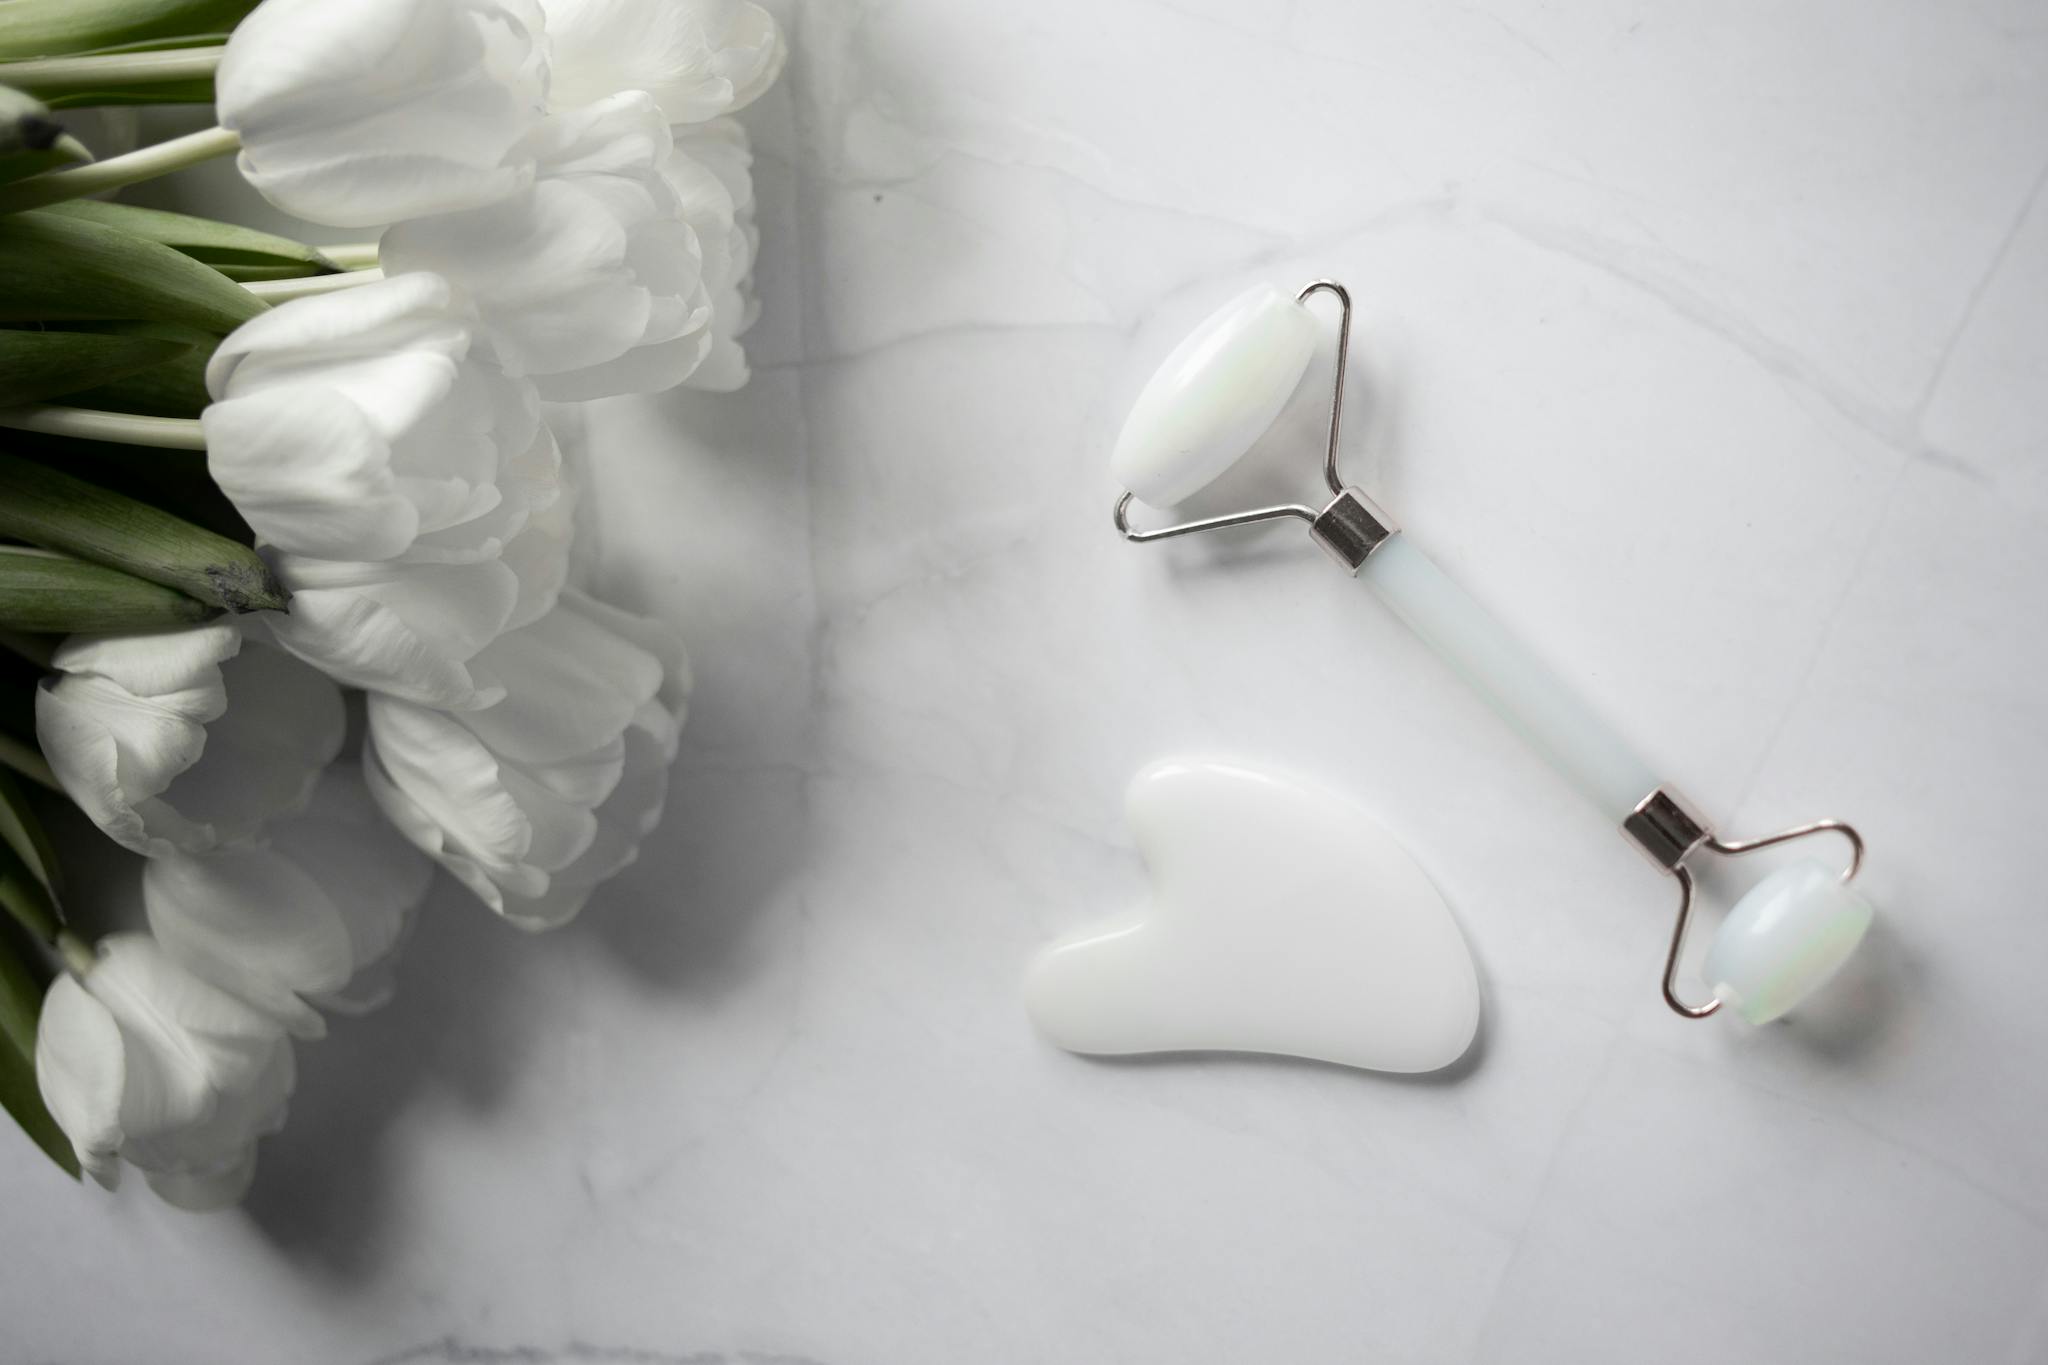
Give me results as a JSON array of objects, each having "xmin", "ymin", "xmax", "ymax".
[
  {"xmin": 1703, "ymin": 859, "xmax": 1874, "ymax": 1024},
  {"xmin": 1111, "ymin": 282, "xmax": 1319, "ymax": 508}
]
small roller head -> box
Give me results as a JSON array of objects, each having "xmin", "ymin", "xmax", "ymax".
[
  {"xmin": 1704, "ymin": 859, "xmax": 1874, "ymax": 1024},
  {"xmin": 1110, "ymin": 282, "xmax": 1319, "ymax": 508}
]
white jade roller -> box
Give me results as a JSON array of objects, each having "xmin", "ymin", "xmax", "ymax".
[{"xmin": 1110, "ymin": 280, "xmax": 1873, "ymax": 1023}]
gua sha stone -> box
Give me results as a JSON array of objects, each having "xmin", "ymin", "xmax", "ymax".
[{"xmin": 1023, "ymin": 759, "xmax": 1480, "ymax": 1074}]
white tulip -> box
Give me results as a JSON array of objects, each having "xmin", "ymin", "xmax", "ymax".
[
  {"xmin": 497, "ymin": 454, "xmax": 578, "ymax": 631},
  {"xmin": 260, "ymin": 555, "xmax": 519, "ymax": 711},
  {"xmin": 203, "ymin": 273, "xmax": 556, "ymax": 565},
  {"xmin": 218, "ymin": 0, "xmax": 550, "ymax": 228},
  {"xmin": 36, "ymin": 622, "xmax": 345, "ymax": 858},
  {"xmin": 541, "ymin": 0, "xmax": 785, "ymax": 125},
  {"xmin": 145, "ymin": 765, "xmax": 437, "ymax": 1038},
  {"xmin": 497, "ymin": 591, "xmax": 691, "ymax": 928},
  {"xmin": 259, "ymin": 453, "xmax": 569, "ymax": 709},
  {"xmin": 667, "ymin": 118, "xmax": 762, "ymax": 392},
  {"xmin": 36, "ymin": 934, "xmax": 294, "ymax": 1210},
  {"xmin": 381, "ymin": 92, "xmax": 713, "ymax": 400},
  {"xmin": 365, "ymin": 589, "xmax": 688, "ymax": 928}
]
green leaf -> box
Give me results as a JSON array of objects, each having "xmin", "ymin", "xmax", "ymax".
[
  {"xmin": 41, "ymin": 199, "xmax": 338, "ymax": 277},
  {"xmin": 0, "ymin": 47, "xmax": 216, "ymax": 104},
  {"xmin": 0, "ymin": 0, "xmax": 258, "ymax": 61},
  {"xmin": 43, "ymin": 79, "xmax": 213, "ymax": 108},
  {"xmin": 49, "ymin": 340, "xmax": 210, "ymax": 415},
  {"xmin": 0, "ymin": 928, "xmax": 77, "ymax": 1178},
  {"xmin": 0, "ymin": 142, "xmax": 71, "ymax": 187},
  {"xmin": 71, "ymin": 34, "xmax": 234, "ymax": 56},
  {"xmin": 0, "ymin": 208, "xmax": 264, "ymax": 333},
  {"xmin": 0, "ymin": 767, "xmax": 60, "ymax": 898},
  {"xmin": 0, "ymin": 428, "xmax": 244, "ymax": 537},
  {"xmin": 0, "ymin": 454, "xmax": 285, "ymax": 612},
  {"xmin": 0, "ymin": 730, "xmax": 53, "ymax": 793},
  {"xmin": 0, "ymin": 545, "xmax": 217, "ymax": 632},
  {"xmin": 0, "ymin": 832, "xmax": 55, "ymax": 942},
  {"xmin": 0, "ymin": 325, "xmax": 192, "ymax": 406}
]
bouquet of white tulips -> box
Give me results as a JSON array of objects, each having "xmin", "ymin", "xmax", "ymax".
[{"xmin": 0, "ymin": 0, "xmax": 783, "ymax": 1209}]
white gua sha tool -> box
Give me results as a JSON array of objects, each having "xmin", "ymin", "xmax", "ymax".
[
  {"xmin": 1110, "ymin": 281, "xmax": 1875, "ymax": 1024},
  {"xmin": 1025, "ymin": 758, "xmax": 1481, "ymax": 1073}
]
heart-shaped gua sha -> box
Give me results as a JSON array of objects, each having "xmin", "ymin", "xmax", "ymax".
[{"xmin": 1025, "ymin": 759, "xmax": 1480, "ymax": 1074}]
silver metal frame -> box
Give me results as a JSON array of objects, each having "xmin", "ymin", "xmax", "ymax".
[{"xmin": 1625, "ymin": 792, "xmax": 1867, "ymax": 1018}]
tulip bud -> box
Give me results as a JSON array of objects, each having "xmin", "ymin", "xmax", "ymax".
[
  {"xmin": 540, "ymin": 0, "xmax": 785, "ymax": 125},
  {"xmin": 35, "ymin": 933, "xmax": 293, "ymax": 1209},
  {"xmin": 366, "ymin": 589, "xmax": 688, "ymax": 927},
  {"xmin": 35, "ymin": 620, "xmax": 345, "ymax": 856},
  {"xmin": 381, "ymin": 92, "xmax": 714, "ymax": 400},
  {"xmin": 216, "ymin": 0, "xmax": 549, "ymax": 228},
  {"xmin": 201, "ymin": 272, "xmax": 556, "ymax": 565},
  {"xmin": 145, "ymin": 765, "xmax": 435, "ymax": 1038}
]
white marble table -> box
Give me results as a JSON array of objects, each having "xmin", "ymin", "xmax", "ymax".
[{"xmin": 9, "ymin": 3, "xmax": 2048, "ymax": 1361}]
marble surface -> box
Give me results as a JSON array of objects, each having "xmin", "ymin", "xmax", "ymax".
[{"xmin": 8, "ymin": 3, "xmax": 2048, "ymax": 1361}]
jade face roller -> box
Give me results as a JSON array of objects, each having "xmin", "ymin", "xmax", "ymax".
[{"xmin": 1110, "ymin": 280, "xmax": 1874, "ymax": 1023}]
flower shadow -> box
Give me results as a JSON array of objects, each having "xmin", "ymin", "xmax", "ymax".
[
  {"xmin": 240, "ymin": 712, "xmax": 806, "ymax": 1283},
  {"xmin": 238, "ymin": 879, "xmax": 537, "ymax": 1278}
]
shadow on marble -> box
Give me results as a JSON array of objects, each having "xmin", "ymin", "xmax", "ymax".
[
  {"xmin": 241, "ymin": 878, "xmax": 541, "ymax": 1280},
  {"xmin": 240, "ymin": 716, "xmax": 804, "ymax": 1282},
  {"xmin": 574, "ymin": 743, "xmax": 808, "ymax": 993}
]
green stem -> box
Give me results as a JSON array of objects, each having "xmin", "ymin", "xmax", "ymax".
[
  {"xmin": 321, "ymin": 242, "xmax": 381, "ymax": 270},
  {"xmin": 0, "ymin": 124, "xmax": 239, "ymax": 214},
  {"xmin": 56, "ymin": 930, "xmax": 93, "ymax": 978},
  {"xmin": 47, "ymin": 133, "xmax": 93, "ymax": 167},
  {"xmin": 0, "ymin": 406, "xmax": 206, "ymax": 450},
  {"xmin": 0, "ymin": 734, "xmax": 56, "ymax": 797},
  {"xmin": 0, "ymin": 47, "xmax": 222, "ymax": 98},
  {"xmin": 243, "ymin": 266, "xmax": 383, "ymax": 302}
]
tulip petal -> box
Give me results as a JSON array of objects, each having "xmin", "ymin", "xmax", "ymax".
[
  {"xmin": 362, "ymin": 748, "xmax": 510, "ymax": 912},
  {"xmin": 203, "ymin": 273, "xmax": 555, "ymax": 569},
  {"xmin": 146, "ymin": 1148, "xmax": 259, "ymax": 1212},
  {"xmin": 383, "ymin": 92, "xmax": 714, "ymax": 398},
  {"xmin": 203, "ymin": 388, "xmax": 422, "ymax": 561},
  {"xmin": 498, "ymin": 699, "xmax": 680, "ymax": 930},
  {"xmin": 147, "ymin": 641, "xmax": 346, "ymax": 851},
  {"xmin": 563, "ymin": 588, "xmax": 693, "ymax": 716},
  {"xmin": 383, "ymin": 177, "xmax": 655, "ymax": 379},
  {"xmin": 498, "ymin": 474, "xmax": 574, "ymax": 630},
  {"xmin": 137, "ymin": 1042, "xmax": 293, "ymax": 1191},
  {"xmin": 36, "ymin": 936, "xmax": 294, "ymax": 1209},
  {"xmin": 36, "ymin": 623, "xmax": 247, "ymax": 857},
  {"xmin": 82, "ymin": 938, "xmax": 278, "ymax": 1172},
  {"xmin": 220, "ymin": 0, "xmax": 548, "ymax": 227},
  {"xmin": 366, "ymin": 697, "xmax": 542, "ymax": 884},
  {"xmin": 533, "ymin": 329, "xmax": 712, "ymax": 402},
  {"xmin": 543, "ymin": 0, "xmax": 786, "ymax": 123},
  {"xmin": 206, "ymin": 272, "xmax": 465, "ymax": 399},
  {"xmin": 264, "ymin": 555, "xmax": 519, "ymax": 710},
  {"xmin": 145, "ymin": 849, "xmax": 351, "ymax": 1039},
  {"xmin": 48, "ymin": 620, "xmax": 240, "ymax": 702},
  {"xmin": 286, "ymin": 766, "xmax": 436, "ymax": 974},
  {"xmin": 34, "ymin": 975, "xmax": 126, "ymax": 1188},
  {"xmin": 459, "ymin": 599, "xmax": 663, "ymax": 764}
]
